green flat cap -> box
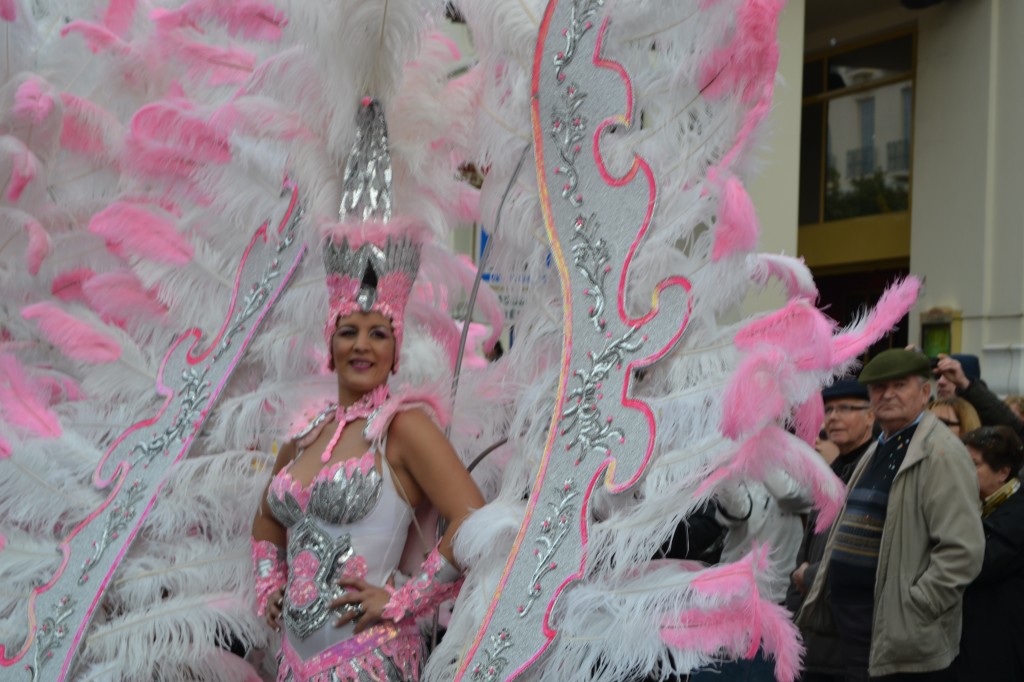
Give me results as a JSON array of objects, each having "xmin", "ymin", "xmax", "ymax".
[{"xmin": 858, "ymin": 348, "xmax": 932, "ymax": 385}]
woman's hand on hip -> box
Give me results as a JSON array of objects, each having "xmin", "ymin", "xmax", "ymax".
[
  {"xmin": 265, "ymin": 586, "xmax": 285, "ymax": 631},
  {"xmin": 331, "ymin": 577, "xmax": 391, "ymax": 633}
]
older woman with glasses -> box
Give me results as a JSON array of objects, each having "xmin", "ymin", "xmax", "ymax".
[
  {"xmin": 953, "ymin": 426, "xmax": 1024, "ymax": 681},
  {"xmin": 929, "ymin": 396, "xmax": 981, "ymax": 438}
]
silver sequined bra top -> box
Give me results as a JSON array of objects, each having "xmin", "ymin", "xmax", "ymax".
[{"xmin": 267, "ymin": 449, "xmax": 383, "ymax": 528}]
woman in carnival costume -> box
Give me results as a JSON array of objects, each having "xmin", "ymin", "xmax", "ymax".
[{"xmin": 251, "ymin": 99, "xmax": 484, "ymax": 682}]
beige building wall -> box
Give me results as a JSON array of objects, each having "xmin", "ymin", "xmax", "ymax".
[
  {"xmin": 799, "ymin": 0, "xmax": 1023, "ymax": 393},
  {"xmin": 743, "ymin": 0, "xmax": 806, "ymax": 314},
  {"xmin": 911, "ymin": 0, "xmax": 1024, "ymax": 393}
]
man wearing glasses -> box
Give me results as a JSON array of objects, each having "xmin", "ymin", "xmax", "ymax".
[
  {"xmin": 788, "ymin": 378, "xmax": 876, "ymax": 682},
  {"xmin": 798, "ymin": 349, "xmax": 984, "ymax": 682}
]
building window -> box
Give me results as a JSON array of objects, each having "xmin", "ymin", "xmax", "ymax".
[{"xmin": 799, "ymin": 33, "xmax": 915, "ymax": 226}]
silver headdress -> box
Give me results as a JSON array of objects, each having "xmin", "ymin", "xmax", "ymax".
[{"xmin": 323, "ymin": 98, "xmax": 423, "ymax": 368}]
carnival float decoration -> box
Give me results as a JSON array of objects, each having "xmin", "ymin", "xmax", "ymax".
[{"xmin": 0, "ymin": 0, "xmax": 918, "ymax": 680}]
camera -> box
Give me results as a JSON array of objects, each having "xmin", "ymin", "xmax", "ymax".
[{"xmin": 929, "ymin": 356, "xmax": 940, "ymax": 370}]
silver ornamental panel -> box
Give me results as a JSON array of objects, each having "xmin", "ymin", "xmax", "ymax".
[
  {"xmin": 0, "ymin": 182, "xmax": 307, "ymax": 681},
  {"xmin": 455, "ymin": 1, "xmax": 694, "ymax": 680}
]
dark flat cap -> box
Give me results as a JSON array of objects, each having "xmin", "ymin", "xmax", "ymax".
[
  {"xmin": 823, "ymin": 377, "xmax": 869, "ymax": 401},
  {"xmin": 858, "ymin": 349, "xmax": 932, "ymax": 385}
]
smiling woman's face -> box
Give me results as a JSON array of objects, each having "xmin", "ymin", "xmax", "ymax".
[{"xmin": 331, "ymin": 311, "xmax": 395, "ymax": 402}]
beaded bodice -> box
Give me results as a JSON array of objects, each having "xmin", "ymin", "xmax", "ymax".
[{"xmin": 267, "ymin": 450, "xmax": 383, "ymax": 528}]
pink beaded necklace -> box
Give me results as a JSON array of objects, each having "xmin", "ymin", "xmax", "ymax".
[{"xmin": 320, "ymin": 384, "xmax": 389, "ymax": 463}]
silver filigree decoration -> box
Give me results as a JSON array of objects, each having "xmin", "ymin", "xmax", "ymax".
[
  {"xmin": 131, "ymin": 366, "xmax": 211, "ymax": 465},
  {"xmin": 552, "ymin": 0, "xmax": 604, "ymax": 83},
  {"xmin": 561, "ymin": 328, "xmax": 645, "ymax": 465},
  {"xmin": 571, "ymin": 213, "xmax": 610, "ymax": 331},
  {"xmin": 471, "ymin": 629, "xmax": 513, "ymax": 682},
  {"xmin": 518, "ymin": 480, "xmax": 577, "ymax": 617},
  {"xmin": 78, "ymin": 480, "xmax": 145, "ymax": 585},
  {"xmin": 551, "ymin": 81, "xmax": 588, "ymax": 207},
  {"xmin": 26, "ymin": 595, "xmax": 73, "ymax": 682}
]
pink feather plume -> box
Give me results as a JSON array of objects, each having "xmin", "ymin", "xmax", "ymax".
[
  {"xmin": 0, "ymin": 0, "xmax": 15, "ymax": 22},
  {"xmin": 61, "ymin": 20, "xmax": 131, "ymax": 56},
  {"xmin": 52, "ymin": 268, "xmax": 96, "ymax": 302},
  {"xmin": 698, "ymin": 426, "xmax": 845, "ymax": 530},
  {"xmin": 363, "ymin": 384, "xmax": 452, "ymax": 444},
  {"xmin": 792, "ymin": 392, "xmax": 825, "ymax": 447},
  {"xmin": 83, "ymin": 270, "xmax": 169, "ymax": 323},
  {"xmin": 24, "ymin": 219, "xmax": 50, "ymax": 276},
  {"xmin": 712, "ymin": 176, "xmax": 759, "ymax": 261},
  {"xmin": 60, "ymin": 93, "xmax": 121, "ymax": 158},
  {"xmin": 735, "ymin": 299, "xmax": 835, "ymax": 371},
  {"xmin": 104, "ymin": 0, "xmax": 137, "ymax": 36},
  {"xmin": 36, "ymin": 373, "xmax": 83, "ymax": 403},
  {"xmin": 720, "ymin": 348, "xmax": 787, "ymax": 439},
  {"xmin": 22, "ymin": 303, "xmax": 122, "ymax": 364},
  {"xmin": 13, "ymin": 78, "xmax": 56, "ymax": 125},
  {"xmin": 6, "ymin": 145, "xmax": 38, "ymax": 203},
  {"xmin": 832, "ymin": 276, "xmax": 921, "ymax": 365},
  {"xmin": 748, "ymin": 253, "xmax": 818, "ymax": 300},
  {"xmin": 123, "ymin": 100, "xmax": 232, "ymax": 180},
  {"xmin": 699, "ymin": 0, "xmax": 783, "ymax": 104},
  {"xmin": 88, "ymin": 200, "xmax": 194, "ymax": 265},
  {"xmin": 152, "ymin": 0, "xmax": 286, "ymax": 41},
  {"xmin": 0, "ymin": 352, "xmax": 63, "ymax": 439},
  {"xmin": 153, "ymin": 29, "xmax": 256, "ymax": 85},
  {"xmin": 661, "ymin": 546, "xmax": 802, "ymax": 682}
]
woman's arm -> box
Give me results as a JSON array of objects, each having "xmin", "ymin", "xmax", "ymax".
[
  {"xmin": 334, "ymin": 408, "xmax": 484, "ymax": 632},
  {"xmin": 387, "ymin": 408, "xmax": 485, "ymax": 563},
  {"xmin": 251, "ymin": 440, "xmax": 295, "ymax": 627},
  {"xmin": 251, "ymin": 439, "xmax": 295, "ymax": 546}
]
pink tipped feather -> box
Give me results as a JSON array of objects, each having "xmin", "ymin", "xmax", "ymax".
[
  {"xmin": 699, "ymin": 0, "xmax": 784, "ymax": 104},
  {"xmin": 6, "ymin": 146, "xmax": 38, "ymax": 203},
  {"xmin": 24, "ymin": 219, "xmax": 50, "ymax": 275},
  {"xmin": 662, "ymin": 547, "xmax": 802, "ymax": 682},
  {"xmin": 13, "ymin": 78, "xmax": 57, "ymax": 125},
  {"xmin": 832, "ymin": 276, "xmax": 921, "ymax": 365},
  {"xmin": 363, "ymin": 384, "xmax": 452, "ymax": 444},
  {"xmin": 123, "ymin": 100, "xmax": 232, "ymax": 179},
  {"xmin": 0, "ymin": 0, "xmax": 15, "ymax": 21},
  {"xmin": 52, "ymin": 268, "xmax": 96, "ymax": 302},
  {"xmin": 104, "ymin": 0, "xmax": 137, "ymax": 36},
  {"xmin": 735, "ymin": 299, "xmax": 835, "ymax": 371},
  {"xmin": 0, "ymin": 437, "xmax": 9, "ymax": 459},
  {"xmin": 0, "ymin": 352, "xmax": 63, "ymax": 439},
  {"xmin": 22, "ymin": 303, "xmax": 122, "ymax": 364},
  {"xmin": 36, "ymin": 373, "xmax": 83, "ymax": 403},
  {"xmin": 83, "ymin": 270, "xmax": 169, "ymax": 323},
  {"xmin": 712, "ymin": 176, "xmax": 759, "ymax": 261},
  {"xmin": 88, "ymin": 200, "xmax": 194, "ymax": 265},
  {"xmin": 748, "ymin": 253, "xmax": 817, "ymax": 300},
  {"xmin": 61, "ymin": 20, "xmax": 131, "ymax": 56},
  {"xmin": 59, "ymin": 93, "xmax": 121, "ymax": 158},
  {"xmin": 153, "ymin": 29, "xmax": 256, "ymax": 85},
  {"xmin": 698, "ymin": 426, "xmax": 845, "ymax": 530},
  {"xmin": 720, "ymin": 348, "xmax": 787, "ymax": 439},
  {"xmin": 152, "ymin": 0, "xmax": 286, "ymax": 41},
  {"xmin": 792, "ymin": 392, "xmax": 824, "ymax": 446}
]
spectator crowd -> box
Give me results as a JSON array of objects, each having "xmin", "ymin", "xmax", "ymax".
[{"xmin": 663, "ymin": 349, "xmax": 1024, "ymax": 682}]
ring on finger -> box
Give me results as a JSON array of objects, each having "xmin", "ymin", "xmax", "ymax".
[{"xmin": 354, "ymin": 603, "xmax": 365, "ymax": 617}]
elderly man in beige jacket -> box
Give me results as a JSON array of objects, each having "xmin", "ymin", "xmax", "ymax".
[{"xmin": 798, "ymin": 349, "xmax": 984, "ymax": 682}]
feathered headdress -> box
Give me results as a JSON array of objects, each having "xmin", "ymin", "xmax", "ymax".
[{"xmin": 322, "ymin": 97, "xmax": 424, "ymax": 371}]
